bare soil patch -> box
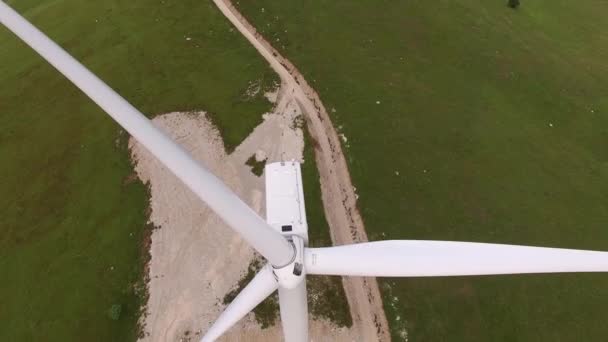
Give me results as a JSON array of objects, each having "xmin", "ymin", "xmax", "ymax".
[{"xmin": 132, "ymin": 95, "xmax": 357, "ymax": 340}]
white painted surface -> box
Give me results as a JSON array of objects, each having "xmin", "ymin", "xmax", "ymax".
[
  {"xmin": 279, "ymin": 281, "xmax": 309, "ymax": 342},
  {"xmin": 306, "ymin": 240, "xmax": 608, "ymax": 277},
  {"xmin": 265, "ymin": 162, "xmax": 309, "ymax": 243}
]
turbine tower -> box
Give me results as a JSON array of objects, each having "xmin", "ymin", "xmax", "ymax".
[{"xmin": 2, "ymin": 2, "xmax": 608, "ymax": 341}]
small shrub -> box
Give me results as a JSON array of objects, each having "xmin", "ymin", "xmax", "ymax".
[
  {"xmin": 507, "ymin": 0, "xmax": 520, "ymax": 9},
  {"xmin": 108, "ymin": 304, "xmax": 122, "ymax": 321},
  {"xmin": 245, "ymin": 155, "xmax": 266, "ymax": 177}
]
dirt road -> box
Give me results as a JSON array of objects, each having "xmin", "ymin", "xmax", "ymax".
[{"xmin": 212, "ymin": 1, "xmax": 391, "ymax": 341}]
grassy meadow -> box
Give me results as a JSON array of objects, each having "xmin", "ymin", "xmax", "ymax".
[
  {"xmin": 0, "ymin": 0, "xmax": 277, "ymax": 340},
  {"xmin": 235, "ymin": 1, "xmax": 608, "ymax": 341}
]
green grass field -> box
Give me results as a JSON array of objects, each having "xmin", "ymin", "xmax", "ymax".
[
  {"xmin": 0, "ymin": 0, "xmax": 277, "ymax": 340},
  {"xmin": 235, "ymin": 1, "xmax": 608, "ymax": 341}
]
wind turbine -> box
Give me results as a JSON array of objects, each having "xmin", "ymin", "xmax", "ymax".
[{"xmin": 2, "ymin": 2, "xmax": 608, "ymax": 341}]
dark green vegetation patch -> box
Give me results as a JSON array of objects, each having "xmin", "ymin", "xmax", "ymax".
[
  {"xmin": 245, "ymin": 154, "xmax": 267, "ymax": 177},
  {"xmin": 236, "ymin": 1, "xmax": 608, "ymax": 341},
  {"xmin": 0, "ymin": 0, "xmax": 277, "ymax": 340}
]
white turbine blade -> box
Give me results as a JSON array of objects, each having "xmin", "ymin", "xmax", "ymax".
[
  {"xmin": 201, "ymin": 265, "xmax": 278, "ymax": 342},
  {"xmin": 305, "ymin": 240, "xmax": 608, "ymax": 277},
  {"xmin": 0, "ymin": 1, "xmax": 293, "ymax": 266},
  {"xmin": 278, "ymin": 281, "xmax": 308, "ymax": 342}
]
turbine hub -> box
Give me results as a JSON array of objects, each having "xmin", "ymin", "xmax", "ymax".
[{"xmin": 272, "ymin": 235, "xmax": 306, "ymax": 289}]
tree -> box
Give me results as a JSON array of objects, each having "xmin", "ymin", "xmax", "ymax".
[{"xmin": 508, "ymin": 0, "xmax": 520, "ymax": 9}]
